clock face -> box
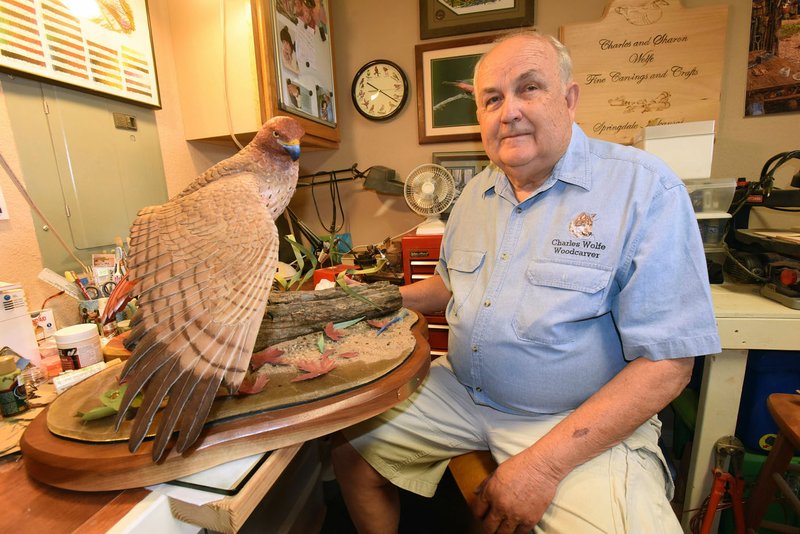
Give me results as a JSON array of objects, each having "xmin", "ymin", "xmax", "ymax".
[{"xmin": 351, "ymin": 60, "xmax": 409, "ymax": 121}]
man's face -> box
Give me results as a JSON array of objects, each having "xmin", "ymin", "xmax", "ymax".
[{"xmin": 475, "ymin": 36, "xmax": 579, "ymax": 186}]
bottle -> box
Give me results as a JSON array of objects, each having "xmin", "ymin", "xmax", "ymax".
[
  {"xmin": 0, "ymin": 355, "xmax": 28, "ymax": 417},
  {"xmin": 112, "ymin": 236, "xmax": 127, "ymax": 283}
]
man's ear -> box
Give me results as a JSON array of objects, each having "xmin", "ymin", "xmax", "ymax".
[{"xmin": 565, "ymin": 82, "xmax": 580, "ymax": 119}]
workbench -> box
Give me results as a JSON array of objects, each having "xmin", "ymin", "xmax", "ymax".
[
  {"xmin": 681, "ymin": 282, "xmax": 800, "ymax": 532},
  {"xmin": 3, "ymin": 312, "xmax": 432, "ymax": 533}
]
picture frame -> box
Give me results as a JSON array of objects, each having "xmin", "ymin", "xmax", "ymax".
[
  {"xmin": 432, "ymin": 151, "xmax": 492, "ymax": 209},
  {"xmin": 0, "ymin": 0, "xmax": 160, "ymax": 108},
  {"xmin": 416, "ymin": 35, "xmax": 497, "ymax": 144},
  {"xmin": 271, "ymin": 0, "xmax": 337, "ymax": 127},
  {"xmin": 419, "ymin": 0, "xmax": 535, "ymax": 40}
]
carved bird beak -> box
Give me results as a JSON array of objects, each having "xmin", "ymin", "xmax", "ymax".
[{"xmin": 280, "ymin": 140, "xmax": 301, "ymax": 161}]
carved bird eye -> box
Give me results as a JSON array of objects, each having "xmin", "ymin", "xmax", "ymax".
[{"xmin": 272, "ymin": 131, "xmax": 280, "ymax": 138}]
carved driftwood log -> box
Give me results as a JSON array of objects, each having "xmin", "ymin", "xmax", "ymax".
[{"xmin": 255, "ymin": 281, "xmax": 402, "ymax": 350}]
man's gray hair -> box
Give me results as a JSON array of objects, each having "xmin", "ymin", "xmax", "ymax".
[{"xmin": 473, "ymin": 30, "xmax": 574, "ymax": 90}]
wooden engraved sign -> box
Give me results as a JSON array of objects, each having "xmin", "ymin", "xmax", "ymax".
[{"xmin": 560, "ymin": 0, "xmax": 728, "ymax": 145}]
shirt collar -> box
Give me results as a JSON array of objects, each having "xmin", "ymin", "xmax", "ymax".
[{"xmin": 480, "ymin": 123, "xmax": 593, "ymax": 199}]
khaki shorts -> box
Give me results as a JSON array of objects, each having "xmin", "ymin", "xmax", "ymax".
[{"xmin": 344, "ymin": 358, "xmax": 681, "ymax": 533}]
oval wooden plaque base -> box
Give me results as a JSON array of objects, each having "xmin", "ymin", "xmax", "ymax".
[{"xmin": 20, "ymin": 313, "xmax": 431, "ymax": 491}]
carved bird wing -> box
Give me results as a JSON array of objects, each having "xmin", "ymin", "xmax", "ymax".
[
  {"xmin": 115, "ymin": 175, "xmax": 278, "ymax": 460},
  {"xmin": 111, "ymin": 116, "xmax": 304, "ymax": 461}
]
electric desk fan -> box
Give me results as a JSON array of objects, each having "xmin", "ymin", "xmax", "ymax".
[{"xmin": 403, "ymin": 164, "xmax": 456, "ymax": 235}]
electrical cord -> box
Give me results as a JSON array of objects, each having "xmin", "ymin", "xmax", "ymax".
[
  {"xmin": 310, "ymin": 169, "xmax": 346, "ymax": 234},
  {"xmin": 758, "ymin": 149, "xmax": 800, "ymax": 198},
  {"xmin": 0, "ymin": 150, "xmax": 91, "ymax": 274},
  {"xmin": 220, "ymin": 0, "xmax": 245, "ymax": 151}
]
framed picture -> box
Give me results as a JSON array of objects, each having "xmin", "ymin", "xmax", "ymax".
[
  {"xmin": 744, "ymin": 0, "xmax": 800, "ymax": 116},
  {"xmin": 416, "ymin": 35, "xmax": 497, "ymax": 144},
  {"xmin": 432, "ymin": 151, "xmax": 492, "ymax": 209},
  {"xmin": 419, "ymin": 0, "xmax": 535, "ymax": 40},
  {"xmin": 271, "ymin": 0, "xmax": 337, "ymax": 127},
  {"xmin": 0, "ymin": 0, "xmax": 160, "ymax": 108}
]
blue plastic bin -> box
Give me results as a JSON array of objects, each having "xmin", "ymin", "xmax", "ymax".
[{"xmin": 736, "ymin": 350, "xmax": 800, "ymax": 453}]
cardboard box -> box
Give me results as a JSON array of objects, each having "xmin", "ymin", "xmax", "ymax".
[{"xmin": 634, "ymin": 120, "xmax": 715, "ymax": 179}]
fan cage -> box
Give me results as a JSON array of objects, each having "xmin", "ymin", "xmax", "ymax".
[{"xmin": 403, "ymin": 164, "xmax": 456, "ymax": 216}]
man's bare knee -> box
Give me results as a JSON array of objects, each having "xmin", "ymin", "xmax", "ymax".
[{"xmin": 331, "ymin": 432, "xmax": 388, "ymax": 488}]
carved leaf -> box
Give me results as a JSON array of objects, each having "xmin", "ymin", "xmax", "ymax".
[
  {"xmin": 238, "ymin": 373, "xmax": 269, "ymax": 395},
  {"xmin": 291, "ymin": 354, "xmax": 337, "ymax": 382},
  {"xmin": 324, "ymin": 321, "xmax": 345, "ymax": 341},
  {"xmin": 250, "ymin": 346, "xmax": 288, "ymax": 371}
]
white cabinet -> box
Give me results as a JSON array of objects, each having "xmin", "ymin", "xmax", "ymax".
[{"xmin": 167, "ymin": 0, "xmax": 340, "ymax": 149}]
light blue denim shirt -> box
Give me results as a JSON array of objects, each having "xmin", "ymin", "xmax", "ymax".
[{"xmin": 437, "ymin": 124, "xmax": 721, "ymax": 415}]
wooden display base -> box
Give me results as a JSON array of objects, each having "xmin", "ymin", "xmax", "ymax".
[{"xmin": 20, "ymin": 313, "xmax": 431, "ymax": 492}]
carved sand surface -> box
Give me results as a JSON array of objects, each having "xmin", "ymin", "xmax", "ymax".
[{"xmin": 47, "ymin": 309, "xmax": 417, "ymax": 443}]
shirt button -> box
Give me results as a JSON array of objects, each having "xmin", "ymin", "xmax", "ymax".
[
  {"xmin": 472, "ymin": 344, "xmax": 478, "ymax": 352},
  {"xmin": 501, "ymin": 253, "xmax": 509, "ymax": 261},
  {"xmin": 476, "ymin": 387, "xmax": 482, "ymax": 392},
  {"xmin": 516, "ymin": 207, "xmax": 522, "ymax": 214},
  {"xmin": 484, "ymin": 300, "xmax": 491, "ymax": 307}
]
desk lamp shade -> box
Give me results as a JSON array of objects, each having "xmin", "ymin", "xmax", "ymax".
[{"xmin": 363, "ymin": 166, "xmax": 404, "ymax": 195}]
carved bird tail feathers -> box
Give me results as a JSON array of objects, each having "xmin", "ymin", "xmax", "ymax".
[{"xmin": 109, "ymin": 115, "xmax": 302, "ymax": 461}]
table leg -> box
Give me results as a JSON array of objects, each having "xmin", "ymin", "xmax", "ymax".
[{"xmin": 681, "ymin": 349, "xmax": 748, "ymax": 533}]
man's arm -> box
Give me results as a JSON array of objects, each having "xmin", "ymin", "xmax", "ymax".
[
  {"xmin": 399, "ymin": 274, "xmax": 452, "ymax": 315},
  {"xmin": 473, "ymin": 356, "xmax": 693, "ymax": 533}
]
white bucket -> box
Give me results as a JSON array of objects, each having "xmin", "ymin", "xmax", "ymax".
[{"xmin": 55, "ymin": 323, "xmax": 102, "ymax": 371}]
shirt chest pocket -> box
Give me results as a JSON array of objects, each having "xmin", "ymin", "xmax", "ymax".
[
  {"xmin": 513, "ymin": 260, "xmax": 613, "ymax": 345},
  {"xmin": 447, "ymin": 250, "xmax": 485, "ymax": 317}
]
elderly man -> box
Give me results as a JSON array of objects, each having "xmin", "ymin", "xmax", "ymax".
[{"xmin": 332, "ymin": 31, "xmax": 720, "ymax": 533}]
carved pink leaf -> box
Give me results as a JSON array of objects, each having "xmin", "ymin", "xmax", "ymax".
[
  {"xmin": 336, "ymin": 351, "xmax": 359, "ymax": 359},
  {"xmin": 237, "ymin": 373, "xmax": 269, "ymax": 395},
  {"xmin": 324, "ymin": 321, "xmax": 345, "ymax": 341},
  {"xmin": 250, "ymin": 346, "xmax": 288, "ymax": 371},
  {"xmin": 367, "ymin": 318, "xmax": 390, "ymax": 329},
  {"xmin": 291, "ymin": 355, "xmax": 337, "ymax": 382}
]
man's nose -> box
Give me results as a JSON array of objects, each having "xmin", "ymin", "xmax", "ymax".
[{"xmin": 500, "ymin": 97, "xmax": 522, "ymax": 123}]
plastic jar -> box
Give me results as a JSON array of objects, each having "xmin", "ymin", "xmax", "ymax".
[
  {"xmin": 55, "ymin": 323, "xmax": 102, "ymax": 371},
  {"xmin": 0, "ymin": 355, "xmax": 28, "ymax": 416}
]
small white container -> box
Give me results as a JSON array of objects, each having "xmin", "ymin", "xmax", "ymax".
[{"xmin": 55, "ymin": 323, "xmax": 102, "ymax": 371}]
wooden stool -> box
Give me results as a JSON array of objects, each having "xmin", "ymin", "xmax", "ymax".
[
  {"xmin": 448, "ymin": 450, "xmax": 497, "ymax": 533},
  {"xmin": 745, "ymin": 393, "xmax": 800, "ymax": 533}
]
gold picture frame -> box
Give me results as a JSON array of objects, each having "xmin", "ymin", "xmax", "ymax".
[
  {"xmin": 0, "ymin": 0, "xmax": 160, "ymax": 108},
  {"xmin": 415, "ymin": 34, "xmax": 497, "ymax": 144},
  {"xmin": 419, "ymin": 0, "xmax": 535, "ymax": 40}
]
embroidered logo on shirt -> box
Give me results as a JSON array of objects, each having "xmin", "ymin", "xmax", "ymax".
[
  {"xmin": 568, "ymin": 212, "xmax": 596, "ymax": 238},
  {"xmin": 552, "ymin": 212, "xmax": 607, "ymax": 259}
]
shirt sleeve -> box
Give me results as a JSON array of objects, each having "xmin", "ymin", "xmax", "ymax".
[{"xmin": 612, "ymin": 181, "xmax": 721, "ymax": 360}]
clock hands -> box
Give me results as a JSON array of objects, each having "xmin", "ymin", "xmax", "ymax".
[{"xmin": 366, "ymin": 82, "xmax": 398, "ymax": 103}]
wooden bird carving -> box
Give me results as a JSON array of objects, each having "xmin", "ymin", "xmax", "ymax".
[{"xmin": 102, "ymin": 116, "xmax": 305, "ymax": 461}]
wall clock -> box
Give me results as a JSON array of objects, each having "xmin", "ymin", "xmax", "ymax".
[{"xmin": 351, "ymin": 60, "xmax": 409, "ymax": 121}]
